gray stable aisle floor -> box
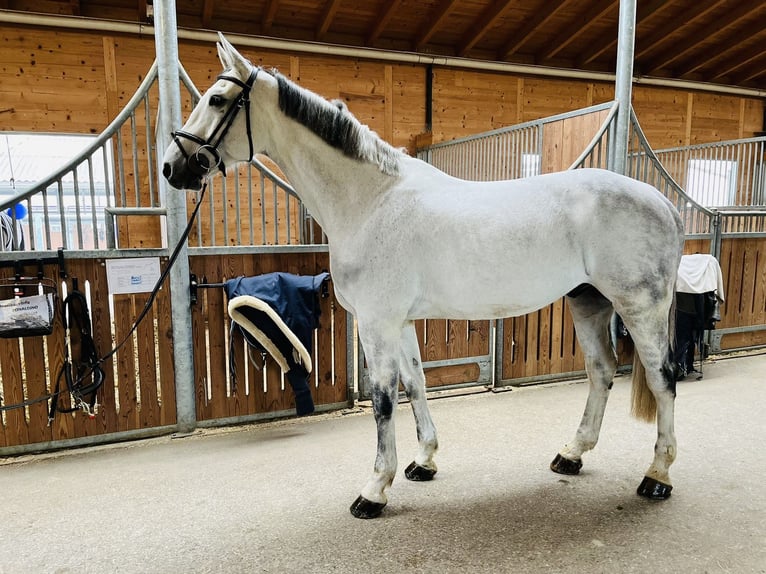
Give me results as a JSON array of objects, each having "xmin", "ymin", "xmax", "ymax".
[{"xmin": 1, "ymin": 353, "xmax": 765, "ymax": 574}]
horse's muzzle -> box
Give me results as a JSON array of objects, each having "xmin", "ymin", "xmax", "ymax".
[{"xmin": 162, "ymin": 161, "xmax": 203, "ymax": 191}]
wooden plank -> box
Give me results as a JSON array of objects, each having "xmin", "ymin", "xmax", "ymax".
[
  {"xmin": 0, "ymin": 338, "xmax": 28, "ymax": 446},
  {"xmin": 113, "ymin": 294, "xmax": 138, "ymax": 431},
  {"xmin": 135, "ymin": 292, "xmax": 160, "ymax": 428},
  {"xmin": 155, "ymin": 269, "xmax": 177, "ymax": 426},
  {"xmin": 541, "ymin": 120, "xmax": 564, "ymax": 174},
  {"xmin": 22, "ymin": 334, "xmax": 51, "ymax": 444},
  {"xmin": 524, "ymin": 310, "xmax": 540, "ymax": 378}
]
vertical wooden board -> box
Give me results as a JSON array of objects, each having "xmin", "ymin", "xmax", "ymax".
[
  {"xmin": 562, "ymin": 298, "xmax": 578, "ymax": 373},
  {"xmin": 113, "ymin": 295, "xmax": 138, "ymax": 431},
  {"xmin": 446, "ymin": 320, "xmax": 469, "ymax": 359},
  {"xmin": 221, "ymin": 254, "xmax": 244, "ymax": 417},
  {"xmin": 718, "ymin": 240, "xmax": 737, "ymax": 327},
  {"xmin": 541, "ymin": 121, "xmax": 564, "ymax": 174},
  {"xmin": 0, "ymin": 338, "xmax": 28, "ymax": 446},
  {"xmin": 549, "ymin": 298, "xmax": 565, "ymax": 375},
  {"xmin": 191, "ymin": 289, "xmax": 212, "ymax": 421},
  {"xmin": 467, "ymin": 320, "xmax": 490, "ymax": 357},
  {"xmin": 155, "ymin": 278, "xmax": 177, "ymax": 426},
  {"xmin": 315, "ymin": 282, "xmax": 335, "ymax": 406},
  {"xmin": 81, "ymin": 260, "xmax": 119, "ymax": 433},
  {"xmin": 752, "ymin": 241, "xmax": 766, "ymax": 325},
  {"xmin": 237, "ymin": 254, "xmax": 261, "ymax": 415},
  {"xmin": 500, "ymin": 317, "xmax": 515, "ymax": 381},
  {"xmin": 22, "ymin": 335, "xmax": 52, "ymax": 444},
  {"xmin": 728, "ymin": 240, "xmax": 746, "ymax": 320},
  {"xmin": 332, "ymin": 301, "xmax": 349, "ymax": 404},
  {"xmin": 739, "ymin": 238, "xmax": 757, "ymax": 321},
  {"xmin": 424, "ymin": 319, "xmax": 447, "ymax": 362},
  {"xmin": 524, "ymin": 310, "xmax": 540, "ymax": 377},
  {"xmin": 135, "ymin": 292, "xmax": 160, "ymax": 428},
  {"xmin": 538, "ymin": 305, "xmax": 552, "ymax": 376},
  {"xmin": 204, "ymin": 256, "xmax": 229, "ymax": 420}
]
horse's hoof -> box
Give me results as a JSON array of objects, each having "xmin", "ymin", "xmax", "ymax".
[
  {"xmin": 550, "ymin": 453, "xmax": 583, "ymax": 475},
  {"xmin": 637, "ymin": 476, "xmax": 673, "ymax": 500},
  {"xmin": 349, "ymin": 495, "xmax": 387, "ymax": 519},
  {"xmin": 404, "ymin": 461, "xmax": 437, "ymax": 481}
]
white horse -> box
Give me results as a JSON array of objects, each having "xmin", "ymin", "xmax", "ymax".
[{"xmin": 163, "ymin": 34, "xmax": 686, "ymax": 519}]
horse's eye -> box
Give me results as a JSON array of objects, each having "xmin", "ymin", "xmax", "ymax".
[{"xmin": 209, "ymin": 94, "xmax": 225, "ymax": 107}]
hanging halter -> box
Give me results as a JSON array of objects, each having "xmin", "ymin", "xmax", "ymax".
[{"xmin": 171, "ymin": 67, "xmax": 260, "ymax": 177}]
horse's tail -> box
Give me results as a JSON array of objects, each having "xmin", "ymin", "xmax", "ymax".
[{"xmin": 630, "ymin": 294, "xmax": 676, "ymax": 423}]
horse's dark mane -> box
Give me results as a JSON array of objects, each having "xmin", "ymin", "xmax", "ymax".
[{"xmin": 270, "ymin": 70, "xmax": 402, "ymax": 176}]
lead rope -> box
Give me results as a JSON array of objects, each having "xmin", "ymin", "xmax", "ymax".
[{"xmin": 95, "ymin": 182, "xmax": 208, "ymax": 369}]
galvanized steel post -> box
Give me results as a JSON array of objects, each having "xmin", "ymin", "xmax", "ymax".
[
  {"xmin": 612, "ymin": 0, "xmax": 637, "ymax": 175},
  {"xmin": 153, "ymin": 1, "xmax": 197, "ymax": 432}
]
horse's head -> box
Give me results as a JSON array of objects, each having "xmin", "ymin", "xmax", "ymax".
[{"xmin": 162, "ymin": 33, "xmax": 262, "ymax": 191}]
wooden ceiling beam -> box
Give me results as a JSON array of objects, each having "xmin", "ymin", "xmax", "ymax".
[
  {"xmin": 201, "ymin": 0, "xmax": 215, "ymax": 29},
  {"xmin": 457, "ymin": 0, "xmax": 517, "ymax": 57},
  {"xmin": 316, "ymin": 0, "xmax": 343, "ymax": 41},
  {"xmin": 413, "ymin": 0, "xmax": 460, "ymax": 51},
  {"xmin": 643, "ymin": 2, "xmax": 761, "ymax": 75},
  {"xmin": 691, "ymin": 30, "xmax": 766, "ymax": 80},
  {"xmin": 576, "ymin": 0, "xmax": 670, "ymax": 67},
  {"xmin": 540, "ymin": 0, "xmax": 616, "ymax": 62},
  {"xmin": 262, "ymin": 0, "xmax": 280, "ymax": 35},
  {"xmin": 633, "ymin": 0, "xmax": 724, "ymax": 61},
  {"xmin": 729, "ymin": 55, "xmax": 766, "ymax": 85},
  {"xmin": 499, "ymin": 0, "xmax": 571, "ymax": 61},
  {"xmin": 367, "ymin": 0, "xmax": 402, "ymax": 45}
]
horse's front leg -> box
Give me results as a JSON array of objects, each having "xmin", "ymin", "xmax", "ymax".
[
  {"xmin": 399, "ymin": 321, "xmax": 438, "ymax": 481},
  {"xmin": 350, "ymin": 327, "xmax": 401, "ymax": 519}
]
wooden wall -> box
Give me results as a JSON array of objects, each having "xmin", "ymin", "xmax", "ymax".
[{"xmin": 1, "ymin": 24, "xmax": 763, "ymax": 158}]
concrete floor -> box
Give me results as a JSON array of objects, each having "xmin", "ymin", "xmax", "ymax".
[{"xmin": 1, "ymin": 353, "xmax": 765, "ymax": 574}]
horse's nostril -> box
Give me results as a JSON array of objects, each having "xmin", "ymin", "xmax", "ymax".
[{"xmin": 162, "ymin": 163, "xmax": 172, "ymax": 179}]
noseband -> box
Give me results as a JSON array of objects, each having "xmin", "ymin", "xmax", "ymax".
[{"xmin": 171, "ymin": 67, "xmax": 260, "ymax": 177}]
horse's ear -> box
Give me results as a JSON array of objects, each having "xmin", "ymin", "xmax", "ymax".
[{"xmin": 217, "ymin": 32, "xmax": 251, "ymax": 75}]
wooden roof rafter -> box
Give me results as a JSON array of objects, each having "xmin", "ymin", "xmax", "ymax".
[
  {"xmin": 538, "ymin": 0, "xmax": 617, "ymax": 62},
  {"xmin": 730, "ymin": 55, "xmax": 766, "ymax": 85},
  {"xmin": 676, "ymin": 23, "xmax": 766, "ymax": 79},
  {"xmin": 367, "ymin": 0, "xmax": 402, "ymax": 46},
  {"xmin": 709, "ymin": 38, "xmax": 766, "ymax": 83},
  {"xmin": 575, "ymin": 0, "xmax": 671, "ymax": 67},
  {"xmin": 201, "ymin": 0, "xmax": 215, "ymax": 29},
  {"xmin": 316, "ymin": 0, "xmax": 343, "ymax": 41},
  {"xmin": 262, "ymin": 0, "xmax": 280, "ymax": 35},
  {"xmin": 457, "ymin": 0, "xmax": 517, "ymax": 57},
  {"xmin": 499, "ymin": 0, "xmax": 571, "ymax": 61},
  {"xmin": 642, "ymin": 2, "xmax": 762, "ymax": 75},
  {"xmin": 413, "ymin": 0, "xmax": 461, "ymax": 51}
]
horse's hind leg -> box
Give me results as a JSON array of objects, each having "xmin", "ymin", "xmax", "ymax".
[
  {"xmin": 399, "ymin": 321, "xmax": 438, "ymax": 481},
  {"xmin": 551, "ymin": 287, "xmax": 617, "ymax": 475},
  {"xmin": 621, "ymin": 304, "xmax": 677, "ymax": 500}
]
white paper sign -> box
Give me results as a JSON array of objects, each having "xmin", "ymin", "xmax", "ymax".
[{"xmin": 106, "ymin": 257, "xmax": 161, "ymax": 295}]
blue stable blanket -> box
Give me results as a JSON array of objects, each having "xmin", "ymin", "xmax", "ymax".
[{"xmin": 225, "ymin": 272, "xmax": 329, "ymax": 416}]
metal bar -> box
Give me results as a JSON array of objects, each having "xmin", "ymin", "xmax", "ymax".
[
  {"xmin": 153, "ymin": 0, "xmax": 196, "ymax": 433},
  {"xmin": 87, "ymin": 156, "xmax": 99, "ymax": 249},
  {"xmin": 611, "ymin": 0, "xmax": 636, "ymax": 176}
]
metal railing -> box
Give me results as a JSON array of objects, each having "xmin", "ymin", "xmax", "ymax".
[
  {"xmin": 417, "ymin": 102, "xmax": 617, "ymax": 181},
  {"xmin": 0, "ymin": 62, "xmax": 323, "ymax": 256},
  {"xmin": 653, "ymin": 137, "xmax": 766, "ymax": 208},
  {"xmin": 625, "ymin": 109, "xmax": 719, "ymax": 244}
]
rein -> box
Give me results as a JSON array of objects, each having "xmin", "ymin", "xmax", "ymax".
[{"xmin": 171, "ymin": 67, "xmax": 260, "ymax": 177}]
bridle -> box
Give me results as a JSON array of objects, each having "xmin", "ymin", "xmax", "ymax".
[{"xmin": 171, "ymin": 66, "xmax": 260, "ymax": 177}]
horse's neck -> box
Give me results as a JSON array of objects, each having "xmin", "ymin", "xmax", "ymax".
[{"xmin": 259, "ymin": 110, "xmax": 394, "ymax": 242}]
